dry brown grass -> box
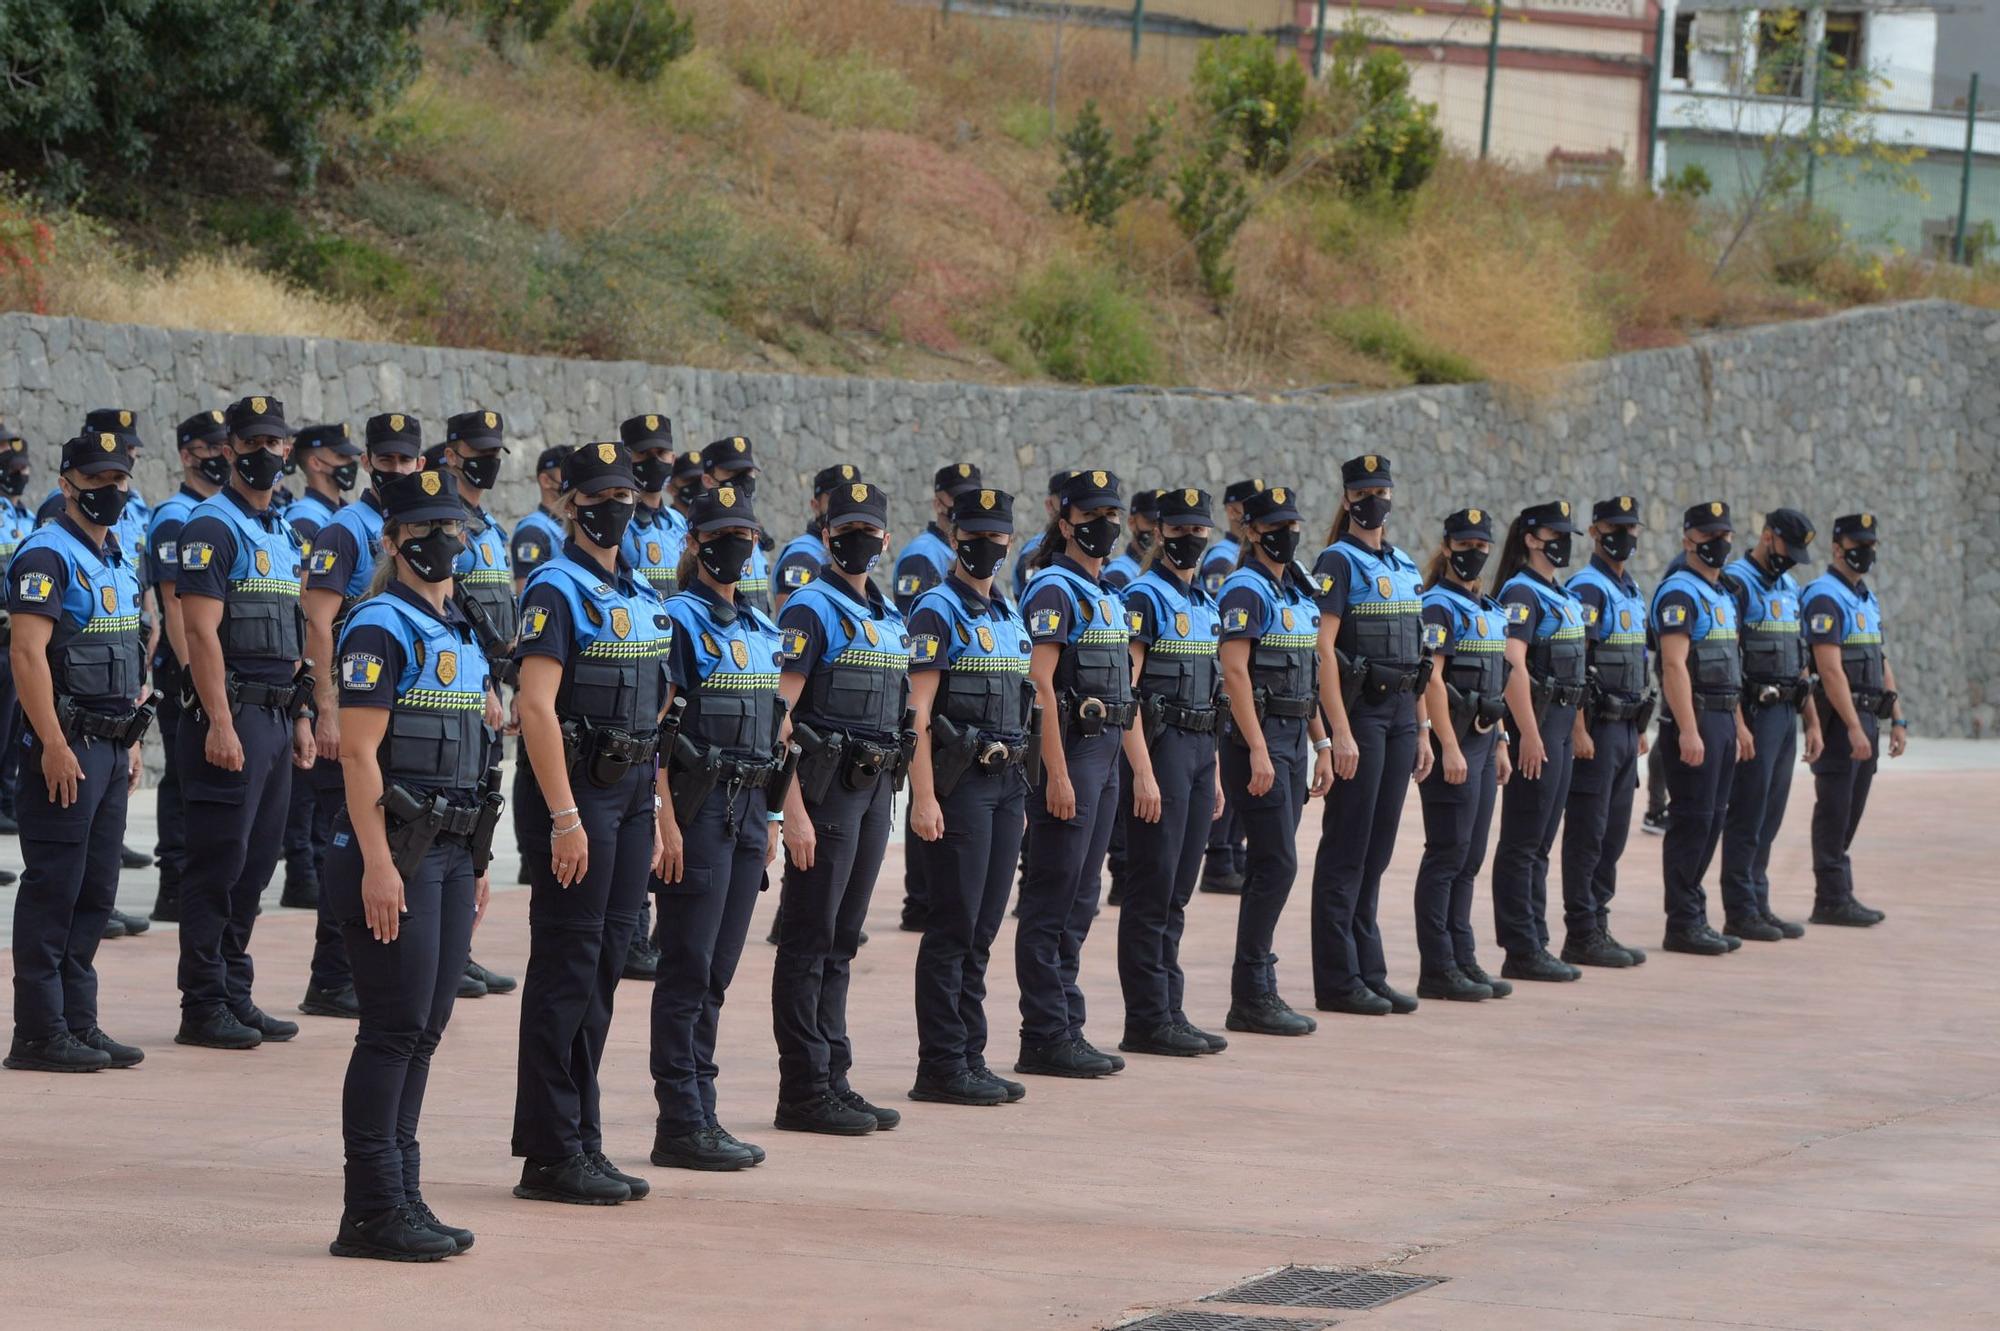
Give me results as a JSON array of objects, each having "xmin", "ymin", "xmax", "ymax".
[{"xmin": 51, "ymin": 251, "xmax": 388, "ymax": 341}]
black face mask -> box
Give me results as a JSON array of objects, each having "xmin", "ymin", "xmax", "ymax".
[
  {"xmin": 1449, "ymin": 547, "xmax": 1489, "ymax": 582},
  {"xmin": 633, "ymin": 456, "xmax": 673, "ymax": 493},
  {"xmin": 1538, "ymin": 533, "xmax": 1573, "ymax": 569},
  {"xmin": 1257, "ymin": 526, "xmax": 1302, "ymax": 565},
  {"xmin": 72, "ymin": 482, "xmax": 128, "ymax": 527},
  {"xmin": 955, "ymin": 537, "xmax": 1007, "ymax": 580},
  {"xmin": 1133, "ymin": 528, "xmax": 1155, "ymax": 552},
  {"xmin": 699, "ymin": 533, "xmax": 756, "ymax": 585},
  {"xmin": 575, "ymin": 498, "xmax": 636, "ymax": 550},
  {"xmin": 460, "ymin": 453, "xmax": 501, "ymax": 490},
  {"xmin": 1596, "ymin": 529, "xmax": 1637, "ymax": 563},
  {"xmin": 0, "ymin": 469, "xmax": 26, "ymax": 497},
  {"xmin": 1348, "ymin": 494, "xmax": 1392, "ymax": 531},
  {"xmin": 370, "ymin": 467, "xmax": 406, "ymax": 497},
  {"xmin": 1841, "ymin": 544, "xmax": 1876, "ymax": 575},
  {"xmin": 717, "ymin": 474, "xmax": 756, "ymax": 499},
  {"xmin": 827, "ymin": 529, "xmax": 883, "ymax": 576},
  {"xmin": 398, "ymin": 530, "xmax": 462, "ymax": 584},
  {"xmin": 1162, "ymin": 533, "xmax": 1208, "ymax": 572},
  {"xmin": 1693, "ymin": 535, "xmax": 1733, "ymax": 570},
  {"xmin": 195, "ymin": 452, "xmax": 232, "ymax": 487},
  {"xmin": 675, "ymin": 482, "xmax": 703, "ymax": 507},
  {"xmin": 1070, "ymin": 516, "xmax": 1122, "ymax": 560},
  {"xmin": 235, "ymin": 447, "xmax": 285, "ymax": 491},
  {"xmin": 1767, "ymin": 548, "xmax": 1797, "ymax": 576},
  {"xmin": 331, "ymin": 461, "xmax": 359, "ymax": 492}
]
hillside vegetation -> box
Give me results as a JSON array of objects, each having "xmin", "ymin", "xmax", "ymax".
[{"xmin": 3, "ymin": 0, "xmax": 1995, "ymax": 395}]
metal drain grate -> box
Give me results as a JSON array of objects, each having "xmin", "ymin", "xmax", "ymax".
[
  {"xmin": 1201, "ymin": 1265, "xmax": 1443, "ymax": 1311},
  {"xmin": 1117, "ymin": 1313, "xmax": 1332, "ymax": 1331}
]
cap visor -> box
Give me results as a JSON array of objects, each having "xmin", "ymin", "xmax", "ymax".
[
  {"xmin": 1846, "ymin": 530, "xmax": 1879, "ymax": 544},
  {"xmin": 572, "ymin": 472, "xmax": 638, "ymax": 495},
  {"xmin": 1542, "ymin": 517, "xmax": 1577, "ymax": 535},
  {"xmin": 394, "ymin": 501, "xmax": 465, "ymax": 524},
  {"xmin": 69, "ymin": 459, "xmax": 133, "ymax": 477},
  {"xmin": 954, "ymin": 516, "xmax": 1014, "ymax": 535},
  {"xmin": 368, "ymin": 441, "xmax": 422, "ymax": 459},
  {"xmin": 1064, "ymin": 491, "xmax": 1124, "ymax": 513},
  {"xmin": 1600, "ymin": 513, "xmax": 1642, "ymax": 527},
  {"xmin": 695, "ymin": 514, "xmax": 762, "ymax": 534},
  {"xmin": 1778, "ymin": 535, "xmax": 1811, "ymax": 561}
]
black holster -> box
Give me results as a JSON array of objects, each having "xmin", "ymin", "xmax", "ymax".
[
  {"xmin": 469, "ymin": 765, "xmax": 505, "ymax": 875},
  {"xmin": 380, "ymin": 784, "xmax": 447, "ymax": 881},
  {"xmin": 894, "ymin": 707, "xmax": 917, "ymax": 792},
  {"xmin": 767, "ymin": 739, "xmax": 800, "ymax": 810},
  {"xmin": 928, "ymin": 714, "xmax": 979, "ymax": 799},
  {"xmin": 562, "ymin": 718, "xmax": 660, "ymax": 789},
  {"xmin": 289, "ymin": 663, "xmax": 317, "ymax": 722},
  {"xmin": 1023, "ymin": 703, "xmax": 1045, "ymax": 787},
  {"xmin": 793, "ymin": 722, "xmax": 845, "ymax": 806},
  {"xmin": 58, "ymin": 692, "xmax": 160, "ymax": 748},
  {"xmin": 668, "ymin": 731, "xmax": 723, "ymax": 826}
]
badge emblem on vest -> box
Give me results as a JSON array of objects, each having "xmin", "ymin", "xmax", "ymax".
[
  {"xmin": 100, "ymin": 584, "xmax": 118, "ymax": 615},
  {"xmin": 480, "ymin": 545, "xmax": 493, "ymax": 567},
  {"xmin": 1376, "ymin": 575, "xmax": 1392, "ymax": 599},
  {"xmin": 976, "ymin": 625, "xmax": 994, "ymax": 652},
  {"xmin": 730, "ymin": 639, "xmax": 750, "ymax": 668},
  {"xmin": 254, "ymin": 549, "xmax": 271, "ymax": 576},
  {"xmin": 1175, "ymin": 611, "xmax": 1190, "ymax": 637},
  {"xmin": 1280, "ymin": 607, "xmax": 1295, "ymax": 631},
  {"xmin": 1856, "ymin": 612, "xmax": 1868, "ymax": 630},
  {"xmin": 647, "ymin": 541, "xmax": 662, "ymax": 564},
  {"xmin": 1620, "ymin": 609, "xmax": 1633, "ymax": 631},
  {"xmin": 862, "ymin": 620, "xmax": 879, "ymax": 646},
  {"xmin": 1475, "ymin": 613, "xmax": 1489, "ymax": 636},
  {"xmin": 606, "ymin": 607, "xmax": 630, "ymax": 640},
  {"xmin": 437, "ymin": 650, "xmax": 458, "ymax": 685}
]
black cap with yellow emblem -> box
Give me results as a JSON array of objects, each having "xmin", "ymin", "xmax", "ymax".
[
  {"xmin": 61, "ymin": 430, "xmax": 137, "ymax": 477},
  {"xmin": 1765, "ymin": 507, "xmax": 1816, "ymax": 562},
  {"xmin": 364, "ymin": 411, "xmax": 422, "ymax": 457},
  {"xmin": 1682, "ymin": 500, "xmax": 1732, "ymax": 533},
  {"xmin": 447, "ymin": 409, "xmax": 507, "ymax": 451},
  {"xmin": 297, "ymin": 422, "xmax": 361, "ymax": 457},
  {"xmin": 1059, "ymin": 469, "xmax": 1122, "ymax": 513},
  {"xmin": 1519, "ymin": 499, "xmax": 1577, "ymax": 535},
  {"xmin": 0, "ymin": 428, "xmax": 27, "ymax": 469},
  {"xmin": 177, "ymin": 410, "xmax": 230, "ymax": 449},
  {"xmin": 1340, "ymin": 454, "xmax": 1393, "ymax": 487},
  {"xmin": 620, "ymin": 413, "xmax": 673, "ymax": 451},
  {"xmin": 814, "ymin": 462, "xmax": 864, "ymax": 496},
  {"xmin": 1592, "ymin": 495, "xmax": 1642, "ymax": 527},
  {"xmin": 1223, "ymin": 478, "xmax": 1265, "ymax": 506},
  {"xmin": 673, "ymin": 450, "xmax": 704, "ymax": 485},
  {"xmin": 951, "ymin": 486, "xmax": 1014, "ymax": 535},
  {"xmin": 1155, "ymin": 487, "xmax": 1212, "ymax": 526},
  {"xmin": 379, "ymin": 467, "xmax": 466, "ymax": 525},
  {"xmin": 562, "ymin": 440, "xmax": 639, "ymax": 496},
  {"xmin": 226, "ymin": 395, "xmax": 293, "ymax": 440},
  {"xmin": 701, "ymin": 435, "xmax": 757, "ymax": 473},
  {"xmin": 1242, "ymin": 484, "xmax": 1300, "ymax": 526},
  {"xmin": 83, "ymin": 407, "xmax": 144, "ymax": 447},
  {"xmin": 690, "ymin": 482, "xmax": 761, "ymax": 534},
  {"xmin": 1444, "ymin": 507, "xmax": 1493, "ymax": 542},
  {"xmin": 535, "ymin": 444, "xmax": 571, "ymax": 475},
  {"xmin": 1832, "ymin": 512, "xmax": 1878, "ymax": 544},
  {"xmin": 1131, "ymin": 487, "xmax": 1163, "ymax": 521},
  {"xmin": 825, "ymin": 480, "xmax": 888, "ymax": 529},
  {"xmin": 1047, "ymin": 469, "xmax": 1080, "ymax": 496},
  {"xmin": 933, "ymin": 462, "xmax": 981, "ymax": 497}
]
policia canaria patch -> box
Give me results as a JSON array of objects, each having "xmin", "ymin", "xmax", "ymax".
[{"xmin": 340, "ymin": 653, "xmax": 384, "ymax": 690}]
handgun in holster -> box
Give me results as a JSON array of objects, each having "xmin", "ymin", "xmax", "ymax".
[
  {"xmin": 792, "ymin": 721, "xmax": 845, "ymax": 806},
  {"xmin": 288, "ymin": 660, "xmax": 317, "ymax": 723},
  {"xmin": 456, "ymin": 589, "xmax": 518, "ymax": 688},
  {"xmin": 1334, "ymin": 648, "xmax": 1369, "ymax": 712},
  {"xmin": 469, "ymin": 764, "xmax": 505, "ymax": 876},
  {"xmin": 1140, "ymin": 694, "xmax": 1167, "ymax": 747},
  {"xmin": 669, "ymin": 731, "xmax": 722, "ymax": 826},
  {"xmin": 0, "ymin": 607, "xmax": 11, "ymax": 649},
  {"xmin": 767, "ymin": 737, "xmax": 801, "ymax": 811},
  {"xmin": 927, "ymin": 714, "xmax": 978, "ymax": 798},
  {"xmin": 893, "ymin": 707, "xmax": 917, "ymax": 792},
  {"xmin": 1023, "ymin": 704, "xmax": 1045, "ymax": 788},
  {"xmin": 380, "ymin": 783, "xmax": 447, "ymax": 881}
]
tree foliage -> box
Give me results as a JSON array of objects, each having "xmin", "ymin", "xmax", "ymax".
[
  {"xmin": 1048, "ymin": 101, "xmax": 1165, "ymax": 228},
  {"xmin": 1191, "ymin": 35, "xmax": 1308, "ymax": 175},
  {"xmin": 1171, "ymin": 126, "xmax": 1253, "ymax": 302},
  {"xmin": 577, "ymin": 0, "xmax": 695, "ymax": 83},
  {"xmin": 0, "ymin": 0, "xmax": 437, "ymax": 195},
  {"xmin": 1318, "ymin": 26, "xmax": 1442, "ymax": 199}
]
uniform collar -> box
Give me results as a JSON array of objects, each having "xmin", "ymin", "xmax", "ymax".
[
  {"xmin": 1435, "ymin": 579, "xmax": 1481, "ymax": 607},
  {"xmin": 1520, "ymin": 566, "xmax": 1564, "ymax": 593},
  {"xmin": 1243, "ymin": 556, "xmax": 1297, "ymax": 593},
  {"xmin": 176, "ymin": 482, "xmax": 207, "ymax": 503},
  {"xmin": 684, "ymin": 575, "xmax": 743, "ymax": 624},
  {"xmin": 386, "ymin": 577, "xmax": 468, "ymax": 628},
  {"xmin": 944, "ymin": 571, "xmax": 996, "ymax": 617},
  {"xmin": 1052, "ymin": 553, "xmax": 1104, "ymax": 587},
  {"xmin": 633, "ymin": 504, "xmax": 662, "ymax": 529},
  {"xmin": 1151, "ymin": 563, "xmax": 1198, "ymax": 598},
  {"xmin": 559, "ymin": 536, "xmax": 638, "ymax": 591},
  {"xmin": 818, "ymin": 569, "xmax": 890, "ymax": 618},
  {"xmin": 223, "ymin": 485, "xmax": 283, "ymax": 528},
  {"xmin": 925, "ymin": 521, "xmax": 947, "ymax": 542},
  {"xmin": 1587, "ymin": 552, "xmax": 1635, "ymax": 590},
  {"xmin": 55, "ymin": 512, "xmax": 119, "ymax": 562},
  {"xmin": 1338, "ymin": 532, "xmax": 1399, "ymax": 560}
]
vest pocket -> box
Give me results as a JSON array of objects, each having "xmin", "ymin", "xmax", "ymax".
[
  {"xmin": 61, "ymin": 639, "xmax": 120, "ymax": 699},
  {"xmin": 223, "ymin": 596, "xmax": 298, "ymax": 659},
  {"xmin": 567, "ymin": 660, "xmax": 636, "ymax": 728}
]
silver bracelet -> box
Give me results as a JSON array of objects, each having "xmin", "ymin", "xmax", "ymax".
[
  {"xmin": 1312, "ymin": 738, "xmax": 1333, "ymax": 754},
  {"xmin": 548, "ymin": 805, "xmax": 579, "ymax": 820}
]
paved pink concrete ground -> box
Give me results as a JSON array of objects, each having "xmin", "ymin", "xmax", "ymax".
[{"xmin": 2, "ymin": 760, "xmax": 1996, "ymax": 1330}]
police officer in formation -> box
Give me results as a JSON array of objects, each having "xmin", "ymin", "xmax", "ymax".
[
  {"xmin": 0, "ymin": 428, "xmax": 38, "ymax": 854},
  {"xmin": 509, "ymin": 446, "xmax": 570, "ymax": 590},
  {"xmin": 172, "ymin": 395, "xmax": 314, "ymax": 1049},
  {"xmin": 699, "ymin": 436, "xmax": 772, "ymax": 615},
  {"xmin": 1097, "ymin": 485, "xmax": 1159, "ymax": 906},
  {"xmin": 1310, "ymin": 455, "xmax": 1428, "ymax": 1016},
  {"xmin": 1804, "ymin": 512, "xmax": 1902, "ymax": 926},
  {"xmin": 774, "ymin": 464, "xmax": 862, "ymax": 608},
  {"xmin": 652, "ymin": 479, "xmax": 783, "ymax": 1169},
  {"xmin": 1559, "ymin": 497, "xmax": 1653, "ymax": 969},
  {"xmin": 1216, "ymin": 485, "xmax": 1330, "ymax": 1037},
  {"xmin": 769, "ymin": 480, "xmax": 905, "ymax": 1134},
  {"xmin": 619, "ymin": 414, "xmax": 686, "ymax": 603},
  {"xmin": 906, "ymin": 486, "xmax": 1031, "ymax": 1106},
  {"xmin": 1009, "ymin": 469, "xmax": 1074, "ymax": 603},
  {"xmin": 511, "ymin": 441, "xmax": 669, "ymax": 1202},
  {"xmin": 1413, "ymin": 509, "xmax": 1513, "ymax": 1001},
  {"xmin": 1651, "ymin": 502, "xmax": 1750, "ymax": 955},
  {"xmin": 324, "ymin": 468, "xmax": 492, "ymax": 1262},
  {"xmin": 1199, "ymin": 477, "xmax": 1264, "ymax": 896},
  {"xmin": 1719, "ymin": 510, "xmax": 1821, "ymax": 940},
  {"xmin": 1490, "ymin": 501, "xmax": 1588, "ymax": 983},
  {"xmin": 4, "ymin": 429, "xmax": 149, "ymax": 1072},
  {"xmin": 1115, "ymin": 487, "xmax": 1226, "ymax": 1057},
  {"xmin": 278, "ymin": 422, "xmax": 360, "ymax": 918}
]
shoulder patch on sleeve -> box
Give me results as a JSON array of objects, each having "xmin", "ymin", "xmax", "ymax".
[
  {"xmin": 1223, "ymin": 606, "xmax": 1250, "ymax": 633},
  {"xmin": 1506, "ymin": 602, "xmax": 1531, "ymax": 624},
  {"xmin": 1029, "ymin": 608, "xmax": 1063, "ymax": 639},
  {"xmin": 911, "ymin": 633, "xmax": 940, "ymax": 665},
  {"xmin": 1128, "ymin": 609, "xmax": 1144, "ymax": 633},
  {"xmin": 308, "ymin": 547, "xmax": 337, "ymax": 575},
  {"xmin": 1423, "ymin": 622, "xmax": 1448, "ymax": 651},
  {"xmin": 521, "ymin": 605, "xmax": 550, "ymax": 641},
  {"xmin": 1584, "ymin": 605, "xmax": 1600, "ymax": 626},
  {"xmin": 1810, "ymin": 612, "xmax": 1835, "ymax": 635},
  {"xmin": 156, "ymin": 540, "xmax": 178, "ymax": 565},
  {"xmin": 1661, "ymin": 603, "xmax": 1689, "ymax": 627},
  {"xmin": 782, "ymin": 564, "xmax": 813, "ymax": 588},
  {"xmin": 181, "ymin": 542, "xmax": 214, "ymax": 572},
  {"xmin": 895, "ymin": 573, "xmax": 922, "ymax": 596},
  {"xmin": 17, "ymin": 571, "xmax": 53, "ymax": 603},
  {"xmin": 340, "ymin": 653, "xmax": 384, "ymax": 690},
  {"xmin": 1317, "ymin": 573, "xmax": 1335, "ymax": 594},
  {"xmin": 779, "ymin": 627, "xmax": 809, "ymax": 661}
]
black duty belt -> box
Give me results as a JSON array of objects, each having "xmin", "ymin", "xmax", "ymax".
[
  {"xmin": 1260, "ymin": 694, "xmax": 1317, "ymax": 719},
  {"xmin": 1744, "ymin": 679, "xmax": 1809, "ymax": 710},
  {"xmin": 1692, "ymin": 691, "xmax": 1739, "ymax": 713},
  {"xmin": 1532, "ymin": 678, "xmax": 1589, "ymax": 709},
  {"xmin": 1154, "ymin": 701, "xmax": 1219, "ymax": 733},
  {"xmin": 60, "ymin": 701, "xmax": 153, "ymax": 746},
  {"xmin": 717, "ymin": 754, "xmax": 782, "ymax": 788},
  {"xmin": 431, "ymin": 803, "xmax": 482, "ymax": 840},
  {"xmin": 1591, "ymin": 693, "xmax": 1652, "ymax": 723},
  {"xmin": 229, "ymin": 678, "xmax": 293, "ymax": 710},
  {"xmin": 974, "ymin": 738, "xmax": 1030, "ymax": 772},
  {"xmin": 1064, "ymin": 696, "xmax": 1137, "ymax": 732}
]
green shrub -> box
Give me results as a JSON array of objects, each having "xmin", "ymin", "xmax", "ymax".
[
  {"xmin": 999, "ymin": 100, "xmax": 1054, "ymax": 149},
  {"xmin": 1321, "ymin": 31, "xmax": 1442, "ymax": 199},
  {"xmin": 477, "ymin": 0, "xmax": 568, "ymax": 51},
  {"xmin": 203, "ymin": 200, "xmax": 433, "ymax": 310},
  {"xmin": 579, "ymin": 0, "xmax": 696, "ymax": 83},
  {"xmin": 1001, "ymin": 261, "xmax": 1160, "ymax": 385},
  {"xmin": 646, "ymin": 48, "xmax": 737, "ymax": 133},
  {"xmin": 1324, "ymin": 305, "xmax": 1477, "ymax": 384},
  {"xmin": 1171, "ymin": 129, "xmax": 1252, "ymax": 301},
  {"xmin": 1192, "ymin": 35, "xmax": 1308, "ymax": 174},
  {"xmin": 1663, "ymin": 163, "xmax": 1713, "ymax": 202},
  {"xmin": 1048, "ymin": 102, "xmax": 1165, "ymax": 228},
  {"xmin": 734, "ymin": 41, "xmax": 919, "ymax": 130}
]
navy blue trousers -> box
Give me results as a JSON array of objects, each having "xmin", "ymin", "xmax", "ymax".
[
  {"xmin": 308, "ymin": 759, "xmax": 353, "ymax": 991},
  {"xmin": 1810, "ymin": 708, "xmax": 1879, "ymax": 909},
  {"xmin": 651, "ymin": 782, "xmax": 769, "ymax": 1137},
  {"xmin": 327, "ymin": 823, "xmax": 475, "ymax": 1212},
  {"xmin": 176, "ymin": 704, "xmax": 294, "ymax": 1015},
  {"xmin": 511, "ymin": 762, "xmax": 652, "ymax": 1160},
  {"xmin": 1015, "ymin": 727, "xmax": 1122, "ymax": 1046},
  {"xmin": 1492, "ymin": 703, "xmax": 1576, "ymax": 958},
  {"xmin": 1560, "ymin": 716, "xmax": 1639, "ymax": 937},
  {"xmin": 1660, "ymin": 707, "xmax": 1740, "ymax": 931},
  {"xmin": 152, "ymin": 689, "xmax": 186, "ymax": 892},
  {"xmin": 1310, "ymin": 693, "xmax": 1417, "ymax": 999},
  {"xmin": 1219, "ymin": 717, "xmax": 1308, "ymax": 1004},
  {"xmin": 1721, "ymin": 701, "xmax": 1800, "ymax": 920},
  {"xmin": 773, "ymin": 774, "xmax": 891, "ymax": 1102},
  {"xmin": 10, "ymin": 734, "xmax": 129, "ymax": 1041},
  {"xmin": 914, "ymin": 767, "xmax": 1027, "ymax": 1077},
  {"xmin": 1413, "ymin": 727, "xmax": 1500, "ymax": 974},
  {"xmin": 1117, "ymin": 725, "xmax": 1216, "ymax": 1029}
]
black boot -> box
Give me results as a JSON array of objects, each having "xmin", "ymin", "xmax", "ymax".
[
  {"xmin": 837, "ymin": 1089, "xmax": 901, "ymax": 1130},
  {"xmin": 1460, "ymin": 961, "xmax": 1512, "ymax": 998},
  {"xmin": 711, "ymin": 1124, "xmax": 765, "ymax": 1165},
  {"xmin": 1314, "ymin": 986, "xmax": 1392, "ymax": 1016},
  {"xmin": 1501, "ymin": 950, "xmax": 1580, "ymax": 982},
  {"xmin": 1724, "ymin": 915, "xmax": 1784, "ymax": 942},
  {"xmin": 1119, "ymin": 1022, "xmax": 1210, "ymax": 1057},
  {"xmin": 465, "ymin": 958, "xmax": 515, "ymax": 994},
  {"xmin": 1761, "ymin": 907, "xmax": 1806, "ymax": 939},
  {"xmin": 236, "ymin": 1006, "xmax": 299, "ymax": 1042},
  {"xmin": 1561, "ymin": 931, "xmax": 1635, "ymax": 968},
  {"xmin": 299, "ymin": 982, "xmax": 361, "ymax": 1019},
  {"xmin": 100, "ymin": 914, "xmax": 127, "ymax": 941},
  {"xmin": 1601, "ymin": 932, "xmax": 1647, "ymax": 965},
  {"xmin": 1175, "ymin": 1020, "xmax": 1228, "ymax": 1052},
  {"xmin": 1662, "ymin": 924, "xmax": 1734, "ymax": 955},
  {"xmin": 1074, "ymin": 1037, "xmax": 1124, "ymax": 1072},
  {"xmin": 650, "ymin": 1127, "xmax": 758, "ymax": 1172},
  {"xmin": 775, "ymin": 1090, "xmax": 879, "ymax": 1136},
  {"xmin": 1416, "ymin": 967, "xmax": 1492, "ymax": 1002},
  {"xmin": 150, "ymin": 881, "xmax": 181, "ymax": 923},
  {"xmin": 175, "ymin": 1006, "xmax": 263, "ymax": 1050},
  {"xmin": 457, "ymin": 971, "xmax": 489, "ymax": 999},
  {"xmin": 589, "ymin": 1152, "xmax": 651, "ymax": 1199},
  {"xmin": 1810, "ymin": 897, "xmax": 1883, "ymax": 927},
  {"xmin": 1229, "ymin": 991, "xmax": 1318, "ymax": 1035},
  {"xmin": 280, "ymin": 865, "xmax": 318, "ymax": 909},
  {"xmin": 109, "ymin": 909, "xmax": 150, "ymax": 936},
  {"xmin": 968, "ymin": 1062, "xmax": 1027, "ymax": 1102},
  {"xmin": 329, "ymin": 1205, "xmax": 459, "ymax": 1261},
  {"xmin": 1198, "ymin": 861, "xmax": 1245, "ymax": 895},
  {"xmin": 514, "ymin": 1153, "xmax": 631, "ymax": 1202},
  {"xmin": 909, "ymin": 1069, "xmax": 1008, "ymax": 1106},
  {"xmin": 1367, "ymin": 981, "xmax": 1420, "ymax": 1014},
  {"xmin": 74, "ymin": 1027, "xmax": 144, "ymax": 1068},
  {"xmin": 1014, "ymin": 1039, "xmax": 1115, "ymax": 1078},
  {"xmin": 119, "ymin": 843, "xmax": 153, "ymax": 870},
  {"xmin": 407, "ymin": 1196, "xmax": 475, "ymax": 1252},
  {"xmin": 4, "ymin": 1030, "xmax": 113, "ymax": 1072}
]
